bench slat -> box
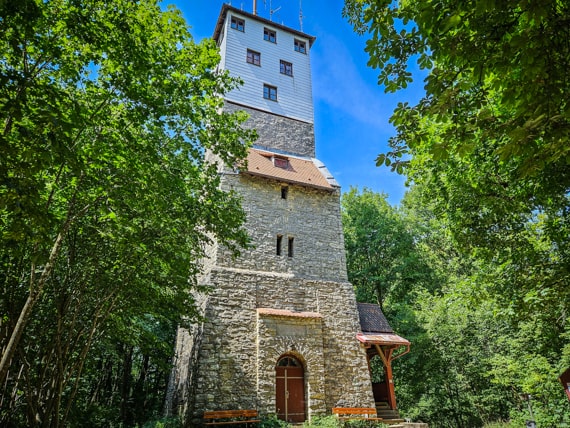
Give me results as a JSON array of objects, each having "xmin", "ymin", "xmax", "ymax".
[
  {"xmin": 332, "ymin": 407, "xmax": 378, "ymax": 416},
  {"xmin": 204, "ymin": 410, "xmax": 258, "ymax": 418},
  {"xmin": 203, "ymin": 409, "xmax": 259, "ymax": 426}
]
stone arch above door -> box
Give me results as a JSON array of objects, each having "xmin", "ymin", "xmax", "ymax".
[{"xmin": 256, "ymin": 309, "xmax": 327, "ymax": 419}]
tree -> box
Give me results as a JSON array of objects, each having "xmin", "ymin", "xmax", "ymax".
[
  {"xmin": 342, "ymin": 187, "xmax": 570, "ymax": 427},
  {"xmin": 341, "ymin": 187, "xmax": 435, "ymax": 310},
  {"xmin": 0, "ymin": 0, "xmax": 254, "ymax": 425},
  {"xmin": 342, "ymin": 0, "xmax": 570, "ymax": 250},
  {"xmin": 342, "ymin": 7, "xmax": 570, "ymax": 421}
]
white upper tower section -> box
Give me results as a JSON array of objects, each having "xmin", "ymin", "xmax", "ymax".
[{"xmin": 213, "ymin": 5, "xmax": 316, "ymax": 124}]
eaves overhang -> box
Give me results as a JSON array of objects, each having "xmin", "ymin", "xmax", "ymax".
[
  {"xmin": 241, "ymin": 148, "xmax": 336, "ymax": 191},
  {"xmin": 213, "ymin": 4, "xmax": 316, "ymax": 47}
]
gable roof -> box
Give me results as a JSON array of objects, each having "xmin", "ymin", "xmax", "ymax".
[
  {"xmin": 242, "ymin": 148, "xmax": 335, "ymax": 190},
  {"xmin": 357, "ymin": 302, "xmax": 394, "ymax": 333},
  {"xmin": 356, "ymin": 303, "xmax": 410, "ymax": 346}
]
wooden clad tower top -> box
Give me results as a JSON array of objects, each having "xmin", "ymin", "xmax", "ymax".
[{"xmin": 213, "ymin": 5, "xmax": 316, "ymax": 127}]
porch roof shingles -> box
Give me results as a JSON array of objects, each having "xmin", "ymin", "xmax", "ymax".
[
  {"xmin": 356, "ymin": 302, "xmax": 411, "ymax": 346},
  {"xmin": 357, "ymin": 302, "xmax": 394, "ymax": 333}
]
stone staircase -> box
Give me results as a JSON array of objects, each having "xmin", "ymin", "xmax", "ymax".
[{"xmin": 375, "ymin": 402, "xmax": 405, "ymax": 426}]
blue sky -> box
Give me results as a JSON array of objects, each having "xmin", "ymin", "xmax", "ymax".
[{"xmin": 171, "ymin": 0, "xmax": 425, "ymax": 205}]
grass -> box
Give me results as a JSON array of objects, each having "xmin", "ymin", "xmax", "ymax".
[{"xmin": 260, "ymin": 415, "xmax": 388, "ymax": 428}]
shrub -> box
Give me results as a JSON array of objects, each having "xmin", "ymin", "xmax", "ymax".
[{"xmin": 260, "ymin": 414, "xmax": 290, "ymax": 428}]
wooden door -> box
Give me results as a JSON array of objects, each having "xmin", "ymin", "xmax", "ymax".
[{"xmin": 275, "ymin": 356, "xmax": 305, "ymax": 422}]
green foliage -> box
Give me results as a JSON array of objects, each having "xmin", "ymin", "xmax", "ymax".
[
  {"xmin": 342, "ymin": 187, "xmax": 570, "ymax": 427},
  {"xmin": 341, "ymin": 187, "xmax": 437, "ymax": 309},
  {"xmin": 303, "ymin": 415, "xmax": 341, "ymax": 428},
  {"xmin": 342, "ymin": 0, "xmax": 570, "ymax": 268},
  {"xmin": 344, "ymin": 0, "xmax": 570, "ymax": 180},
  {"xmin": 342, "ymin": 2, "xmax": 570, "ymax": 423},
  {"xmin": 343, "ymin": 421, "xmax": 388, "ymax": 428},
  {"xmin": 260, "ymin": 414, "xmax": 291, "ymax": 428},
  {"xmin": 0, "ymin": 0, "xmax": 254, "ymax": 426},
  {"xmin": 302, "ymin": 416, "xmax": 387, "ymax": 428},
  {"xmin": 141, "ymin": 416, "xmax": 182, "ymax": 428},
  {"xmin": 483, "ymin": 423, "xmax": 513, "ymax": 428}
]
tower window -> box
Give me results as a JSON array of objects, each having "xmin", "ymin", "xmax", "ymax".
[
  {"xmin": 276, "ymin": 235, "xmax": 283, "ymax": 256},
  {"xmin": 263, "ymin": 84, "xmax": 277, "ymax": 101},
  {"xmin": 273, "ymin": 156, "xmax": 289, "ymax": 169},
  {"xmin": 264, "ymin": 28, "xmax": 276, "ymax": 43},
  {"xmin": 281, "ymin": 186, "xmax": 288, "ymax": 199},
  {"xmin": 247, "ymin": 49, "xmax": 261, "ymax": 66},
  {"xmin": 294, "ymin": 39, "xmax": 306, "ymax": 54},
  {"xmin": 231, "ymin": 16, "xmax": 245, "ymax": 32},
  {"xmin": 288, "ymin": 237, "xmax": 294, "ymax": 257},
  {"xmin": 280, "ymin": 60, "xmax": 293, "ymax": 76}
]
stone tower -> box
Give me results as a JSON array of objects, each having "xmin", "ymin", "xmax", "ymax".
[{"xmin": 168, "ymin": 5, "xmax": 376, "ymax": 425}]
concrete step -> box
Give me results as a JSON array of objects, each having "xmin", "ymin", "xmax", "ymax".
[
  {"xmin": 376, "ymin": 401, "xmax": 391, "ymax": 409},
  {"xmin": 376, "ymin": 410, "xmax": 401, "ymax": 418}
]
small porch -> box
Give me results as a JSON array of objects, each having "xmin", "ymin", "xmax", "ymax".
[{"xmin": 357, "ymin": 303, "xmax": 411, "ymax": 423}]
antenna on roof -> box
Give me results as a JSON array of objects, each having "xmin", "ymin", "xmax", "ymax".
[
  {"xmin": 268, "ymin": 0, "xmax": 281, "ymax": 21},
  {"xmin": 299, "ymin": 0, "xmax": 304, "ymax": 31},
  {"xmin": 270, "ymin": 6, "xmax": 281, "ymax": 21},
  {"xmin": 253, "ymin": 0, "xmax": 257, "ymax": 15}
]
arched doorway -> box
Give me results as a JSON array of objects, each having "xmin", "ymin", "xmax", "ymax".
[{"xmin": 275, "ymin": 355, "xmax": 306, "ymax": 423}]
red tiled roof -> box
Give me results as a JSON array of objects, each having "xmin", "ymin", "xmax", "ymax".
[
  {"xmin": 257, "ymin": 308, "xmax": 322, "ymax": 319},
  {"xmin": 243, "ymin": 148, "xmax": 333, "ymax": 190}
]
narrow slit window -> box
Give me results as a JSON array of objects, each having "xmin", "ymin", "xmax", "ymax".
[
  {"xmin": 288, "ymin": 237, "xmax": 294, "ymax": 257},
  {"xmin": 281, "ymin": 186, "xmax": 288, "ymax": 199},
  {"xmin": 276, "ymin": 235, "xmax": 283, "ymax": 256}
]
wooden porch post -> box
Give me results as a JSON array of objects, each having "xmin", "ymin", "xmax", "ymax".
[
  {"xmin": 374, "ymin": 345, "xmax": 397, "ymax": 410},
  {"xmin": 384, "ymin": 352, "xmax": 397, "ymax": 410}
]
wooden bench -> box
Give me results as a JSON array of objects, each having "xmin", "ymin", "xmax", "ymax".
[
  {"xmin": 203, "ymin": 410, "xmax": 260, "ymax": 426},
  {"xmin": 332, "ymin": 407, "xmax": 384, "ymax": 422}
]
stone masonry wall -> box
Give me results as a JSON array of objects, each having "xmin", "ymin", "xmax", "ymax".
[
  {"xmin": 225, "ymin": 101, "xmax": 315, "ymax": 158},
  {"xmin": 215, "ymin": 173, "xmax": 348, "ymax": 282},
  {"xmin": 256, "ymin": 312, "xmax": 326, "ymax": 417},
  {"xmin": 187, "ymin": 268, "xmax": 375, "ymax": 423},
  {"xmin": 172, "ymin": 105, "xmax": 375, "ymax": 424}
]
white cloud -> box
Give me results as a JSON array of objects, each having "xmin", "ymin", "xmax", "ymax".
[{"xmin": 311, "ymin": 32, "xmax": 393, "ymax": 131}]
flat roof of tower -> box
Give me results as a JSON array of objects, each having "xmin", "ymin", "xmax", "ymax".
[{"xmin": 213, "ymin": 4, "xmax": 316, "ymax": 46}]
